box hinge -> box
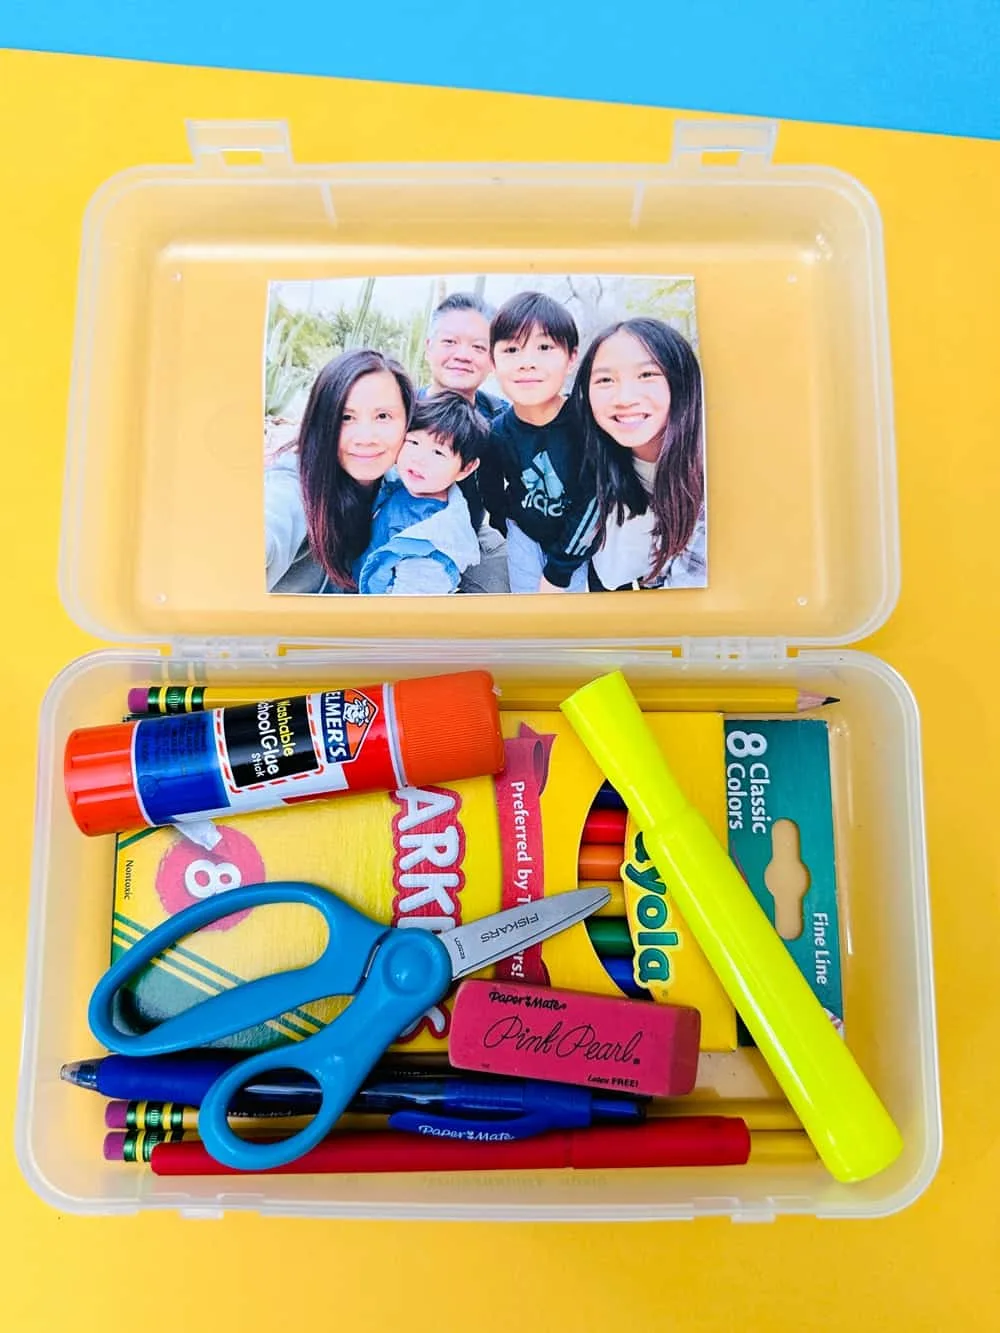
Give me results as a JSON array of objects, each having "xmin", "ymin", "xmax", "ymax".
[
  {"xmin": 187, "ymin": 120, "xmax": 294, "ymax": 173},
  {"xmin": 671, "ymin": 119, "xmax": 777, "ymax": 172},
  {"xmin": 731, "ymin": 1206, "xmax": 777, "ymax": 1224},
  {"xmin": 170, "ymin": 638, "xmax": 281, "ymax": 661},
  {"xmin": 679, "ymin": 637, "xmax": 788, "ymax": 662}
]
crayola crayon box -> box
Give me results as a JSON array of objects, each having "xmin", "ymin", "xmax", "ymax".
[{"xmin": 110, "ymin": 710, "xmax": 737, "ymax": 1053}]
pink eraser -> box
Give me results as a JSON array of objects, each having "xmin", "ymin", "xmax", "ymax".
[{"xmin": 449, "ymin": 980, "xmax": 701, "ymax": 1097}]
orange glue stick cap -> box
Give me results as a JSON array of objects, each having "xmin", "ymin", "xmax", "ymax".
[
  {"xmin": 64, "ymin": 721, "xmax": 143, "ymax": 837},
  {"xmin": 394, "ymin": 671, "xmax": 505, "ymax": 788}
]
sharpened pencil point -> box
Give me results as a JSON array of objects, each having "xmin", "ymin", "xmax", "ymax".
[{"xmin": 796, "ymin": 692, "xmax": 840, "ymax": 712}]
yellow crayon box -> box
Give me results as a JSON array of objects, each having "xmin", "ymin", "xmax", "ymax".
[{"xmin": 111, "ymin": 710, "xmax": 736, "ymax": 1053}]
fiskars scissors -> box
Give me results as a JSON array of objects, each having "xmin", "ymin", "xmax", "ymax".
[{"xmin": 88, "ymin": 880, "xmax": 610, "ymax": 1171}]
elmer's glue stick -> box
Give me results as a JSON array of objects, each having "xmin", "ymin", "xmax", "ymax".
[{"xmin": 64, "ymin": 671, "xmax": 504, "ymax": 837}]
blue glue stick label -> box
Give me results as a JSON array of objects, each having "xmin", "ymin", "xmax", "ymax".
[
  {"xmin": 133, "ymin": 713, "xmax": 231, "ymax": 827},
  {"xmin": 131, "ymin": 687, "xmax": 388, "ymax": 827}
]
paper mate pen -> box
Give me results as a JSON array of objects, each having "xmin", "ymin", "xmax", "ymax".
[
  {"xmin": 64, "ymin": 670, "xmax": 505, "ymax": 837},
  {"xmin": 355, "ymin": 1075, "xmax": 644, "ymax": 1140}
]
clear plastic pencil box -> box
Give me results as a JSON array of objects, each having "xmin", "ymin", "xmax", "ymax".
[{"xmin": 16, "ymin": 117, "xmax": 940, "ymax": 1221}]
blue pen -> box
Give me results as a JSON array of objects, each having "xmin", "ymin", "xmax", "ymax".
[
  {"xmin": 62, "ymin": 1058, "xmax": 645, "ymax": 1139},
  {"xmin": 60, "ymin": 1052, "xmax": 317, "ymax": 1108},
  {"xmin": 357, "ymin": 1076, "xmax": 645, "ymax": 1141},
  {"xmin": 61, "ymin": 1053, "xmax": 459, "ymax": 1107},
  {"xmin": 60, "ymin": 1053, "xmax": 449, "ymax": 1103}
]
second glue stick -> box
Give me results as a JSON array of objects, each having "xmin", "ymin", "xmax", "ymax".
[{"xmin": 64, "ymin": 670, "xmax": 505, "ymax": 837}]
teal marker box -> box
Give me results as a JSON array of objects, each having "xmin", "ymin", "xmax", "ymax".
[{"xmin": 725, "ymin": 719, "xmax": 843, "ymax": 1039}]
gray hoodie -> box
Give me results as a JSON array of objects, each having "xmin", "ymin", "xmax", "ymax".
[{"xmin": 263, "ymin": 453, "xmax": 331, "ymax": 594}]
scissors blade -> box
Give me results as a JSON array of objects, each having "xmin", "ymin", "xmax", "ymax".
[{"xmin": 438, "ymin": 886, "xmax": 611, "ymax": 980}]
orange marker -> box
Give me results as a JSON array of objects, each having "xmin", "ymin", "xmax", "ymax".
[{"xmin": 578, "ymin": 843, "xmax": 625, "ymax": 881}]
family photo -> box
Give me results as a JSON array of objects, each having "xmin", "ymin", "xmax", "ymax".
[{"xmin": 263, "ymin": 273, "xmax": 708, "ymax": 596}]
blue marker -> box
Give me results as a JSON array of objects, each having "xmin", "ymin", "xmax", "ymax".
[
  {"xmin": 600, "ymin": 954, "xmax": 652, "ymax": 1001},
  {"xmin": 591, "ymin": 780, "xmax": 626, "ymax": 811}
]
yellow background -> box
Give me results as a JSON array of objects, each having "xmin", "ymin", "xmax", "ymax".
[{"xmin": 2, "ymin": 46, "xmax": 998, "ymax": 1331}]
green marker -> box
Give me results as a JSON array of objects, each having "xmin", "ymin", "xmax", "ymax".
[{"xmin": 585, "ymin": 918, "xmax": 635, "ymax": 958}]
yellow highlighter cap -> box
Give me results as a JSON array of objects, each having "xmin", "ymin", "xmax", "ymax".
[{"xmin": 561, "ymin": 671, "xmax": 687, "ymax": 826}]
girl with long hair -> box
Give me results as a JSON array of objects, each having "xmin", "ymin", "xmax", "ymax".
[{"xmin": 565, "ymin": 317, "xmax": 706, "ymax": 590}]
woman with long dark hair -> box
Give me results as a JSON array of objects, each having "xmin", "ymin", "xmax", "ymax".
[
  {"xmin": 265, "ymin": 349, "xmax": 414, "ymax": 592},
  {"xmin": 566, "ymin": 318, "xmax": 706, "ymax": 590}
]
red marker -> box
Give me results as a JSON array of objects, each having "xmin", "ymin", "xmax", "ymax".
[
  {"xmin": 140, "ymin": 1118, "xmax": 751, "ymax": 1175},
  {"xmin": 582, "ymin": 808, "xmax": 627, "ymax": 845}
]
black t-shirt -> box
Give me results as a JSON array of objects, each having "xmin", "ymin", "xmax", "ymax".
[{"xmin": 480, "ymin": 401, "xmax": 597, "ymax": 587}]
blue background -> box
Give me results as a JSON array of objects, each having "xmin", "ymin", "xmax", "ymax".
[{"xmin": 4, "ymin": 0, "xmax": 999, "ymax": 140}]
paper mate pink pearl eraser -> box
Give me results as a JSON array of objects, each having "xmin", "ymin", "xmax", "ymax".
[{"xmin": 449, "ymin": 979, "xmax": 701, "ymax": 1097}]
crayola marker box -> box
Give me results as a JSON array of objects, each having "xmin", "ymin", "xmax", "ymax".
[
  {"xmin": 724, "ymin": 718, "xmax": 843, "ymax": 1041},
  {"xmin": 110, "ymin": 710, "xmax": 736, "ymax": 1053},
  {"xmin": 617, "ymin": 712, "xmax": 738, "ymax": 1051}
]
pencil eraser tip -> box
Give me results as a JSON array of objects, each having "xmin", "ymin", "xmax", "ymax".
[
  {"xmin": 127, "ymin": 688, "xmax": 148, "ymax": 712},
  {"xmin": 105, "ymin": 1102, "xmax": 127, "ymax": 1130},
  {"xmin": 103, "ymin": 1132, "xmax": 126, "ymax": 1162}
]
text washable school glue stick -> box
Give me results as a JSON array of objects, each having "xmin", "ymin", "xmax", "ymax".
[{"xmin": 64, "ymin": 671, "xmax": 504, "ymax": 837}]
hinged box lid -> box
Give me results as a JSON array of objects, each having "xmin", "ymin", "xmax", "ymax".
[{"xmin": 60, "ymin": 118, "xmax": 899, "ymax": 650}]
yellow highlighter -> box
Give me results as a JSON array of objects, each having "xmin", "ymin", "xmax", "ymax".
[{"xmin": 560, "ymin": 671, "xmax": 903, "ymax": 1185}]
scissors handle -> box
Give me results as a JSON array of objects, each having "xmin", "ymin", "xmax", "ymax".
[
  {"xmin": 198, "ymin": 928, "xmax": 452, "ymax": 1170},
  {"xmin": 88, "ymin": 881, "xmax": 387, "ymax": 1054},
  {"xmin": 86, "ymin": 878, "xmax": 455, "ymax": 1171}
]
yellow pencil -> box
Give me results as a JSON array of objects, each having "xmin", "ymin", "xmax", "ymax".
[
  {"xmin": 130, "ymin": 682, "xmax": 837, "ymax": 717},
  {"xmin": 651, "ymin": 1099, "xmax": 801, "ymax": 1133},
  {"xmin": 497, "ymin": 684, "xmax": 836, "ymax": 714},
  {"xmin": 749, "ymin": 1132, "xmax": 818, "ymax": 1164},
  {"xmin": 105, "ymin": 1100, "xmax": 374, "ymax": 1135}
]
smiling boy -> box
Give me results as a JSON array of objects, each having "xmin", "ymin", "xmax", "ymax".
[
  {"xmin": 355, "ymin": 392, "xmax": 488, "ymax": 595},
  {"xmin": 482, "ymin": 291, "xmax": 594, "ymax": 593}
]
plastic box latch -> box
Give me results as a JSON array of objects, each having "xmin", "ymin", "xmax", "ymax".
[
  {"xmin": 186, "ymin": 120, "xmax": 294, "ymax": 173},
  {"xmin": 670, "ymin": 119, "xmax": 777, "ymax": 172}
]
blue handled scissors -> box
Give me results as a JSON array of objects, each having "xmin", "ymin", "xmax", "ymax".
[{"xmin": 88, "ymin": 880, "xmax": 610, "ymax": 1171}]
